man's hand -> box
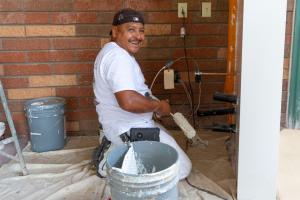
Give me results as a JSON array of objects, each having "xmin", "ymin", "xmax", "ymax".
[{"xmin": 154, "ymin": 100, "xmax": 171, "ymax": 117}]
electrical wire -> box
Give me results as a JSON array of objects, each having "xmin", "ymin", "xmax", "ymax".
[
  {"xmin": 185, "ymin": 178, "xmax": 229, "ymax": 200},
  {"xmin": 181, "ymin": 14, "xmax": 196, "ymax": 128},
  {"xmin": 179, "ymin": 79, "xmax": 192, "ymax": 111},
  {"xmin": 150, "ymin": 65, "xmax": 167, "ymax": 90},
  {"xmin": 150, "ymin": 57, "xmax": 185, "ymax": 90},
  {"xmin": 194, "ymin": 81, "xmax": 202, "ymax": 114}
]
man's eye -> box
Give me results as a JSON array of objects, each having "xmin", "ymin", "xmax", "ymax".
[
  {"xmin": 128, "ymin": 28, "xmax": 135, "ymax": 32},
  {"xmin": 139, "ymin": 29, "xmax": 145, "ymax": 33}
]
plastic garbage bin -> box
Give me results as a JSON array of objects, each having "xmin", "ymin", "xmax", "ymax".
[{"xmin": 24, "ymin": 97, "xmax": 66, "ymax": 152}]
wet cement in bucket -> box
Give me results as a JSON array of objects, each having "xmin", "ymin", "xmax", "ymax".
[{"xmin": 106, "ymin": 141, "xmax": 180, "ymax": 200}]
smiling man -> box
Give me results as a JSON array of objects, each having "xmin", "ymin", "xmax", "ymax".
[{"xmin": 93, "ymin": 8, "xmax": 191, "ymax": 179}]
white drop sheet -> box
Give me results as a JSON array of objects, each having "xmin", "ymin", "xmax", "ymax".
[{"xmin": 0, "ymin": 136, "xmax": 232, "ymax": 200}]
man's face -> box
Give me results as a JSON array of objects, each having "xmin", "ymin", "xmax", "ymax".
[{"xmin": 112, "ymin": 22, "xmax": 145, "ymax": 55}]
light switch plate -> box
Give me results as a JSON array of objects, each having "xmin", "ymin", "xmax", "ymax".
[
  {"xmin": 178, "ymin": 3, "xmax": 187, "ymax": 18},
  {"xmin": 202, "ymin": 2, "xmax": 211, "ymax": 17}
]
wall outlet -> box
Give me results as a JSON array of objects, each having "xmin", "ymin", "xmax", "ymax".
[
  {"xmin": 202, "ymin": 2, "xmax": 211, "ymax": 17},
  {"xmin": 178, "ymin": 3, "xmax": 187, "ymax": 18}
]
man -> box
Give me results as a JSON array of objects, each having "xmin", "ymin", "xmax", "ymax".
[{"xmin": 93, "ymin": 8, "xmax": 191, "ymax": 180}]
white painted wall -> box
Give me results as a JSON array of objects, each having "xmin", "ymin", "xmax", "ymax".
[{"xmin": 237, "ymin": 0, "xmax": 287, "ymax": 199}]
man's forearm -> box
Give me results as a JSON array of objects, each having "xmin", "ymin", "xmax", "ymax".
[{"xmin": 115, "ymin": 90, "xmax": 170, "ymax": 116}]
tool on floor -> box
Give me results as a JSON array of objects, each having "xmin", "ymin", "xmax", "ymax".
[
  {"xmin": 147, "ymin": 93, "xmax": 208, "ymax": 146},
  {"xmin": 0, "ymin": 80, "xmax": 28, "ymax": 175}
]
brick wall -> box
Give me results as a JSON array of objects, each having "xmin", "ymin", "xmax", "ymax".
[
  {"xmin": 0, "ymin": 0, "xmax": 229, "ymax": 137},
  {"xmin": 281, "ymin": 0, "xmax": 294, "ymax": 127}
]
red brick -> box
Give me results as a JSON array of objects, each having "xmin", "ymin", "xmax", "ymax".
[
  {"xmin": 0, "ymin": 65, "xmax": 3, "ymax": 75},
  {"xmin": 1, "ymin": 77, "xmax": 28, "ymax": 89},
  {"xmin": 4, "ymin": 64, "xmax": 51, "ymax": 75},
  {"xmin": 79, "ymin": 120, "xmax": 99, "ymax": 131},
  {"xmin": 172, "ymin": 48, "xmax": 218, "ymax": 59},
  {"xmin": 28, "ymin": 75, "xmax": 77, "ymax": 87},
  {"xmin": 172, "ymin": 24, "xmax": 228, "ymax": 35},
  {"xmin": 123, "ymin": 0, "xmax": 173, "ymax": 11},
  {"xmin": 212, "ymin": 0, "xmax": 229, "ymax": 11},
  {"xmin": 73, "ymin": 0, "xmax": 122, "ymax": 11},
  {"xmin": 52, "ymin": 63, "xmax": 93, "ymax": 74},
  {"xmin": 75, "ymin": 25, "xmax": 111, "ymax": 36},
  {"xmin": 50, "ymin": 12, "xmax": 76, "ymax": 24},
  {"xmin": 65, "ymin": 98, "xmax": 78, "ymax": 109},
  {"xmin": 285, "ymin": 20, "xmax": 293, "ymax": 35},
  {"xmin": 76, "ymin": 12, "xmax": 97, "ymax": 23},
  {"xmin": 285, "ymin": 35, "xmax": 291, "ymax": 46},
  {"xmin": 2, "ymin": 38, "xmax": 50, "ymax": 50},
  {"xmin": 78, "ymin": 74, "xmax": 93, "ymax": 85},
  {"xmin": 145, "ymin": 24, "xmax": 171, "ymax": 35},
  {"xmin": 12, "ymin": 112, "xmax": 26, "ymax": 122},
  {"xmin": 191, "ymin": 11, "xmax": 228, "ymax": 24},
  {"xmin": 7, "ymin": 88, "xmax": 56, "ymax": 100},
  {"xmin": 0, "ymin": 100, "xmax": 26, "ymax": 112},
  {"xmin": 146, "ymin": 37, "xmax": 196, "ymax": 48},
  {"xmin": 26, "ymin": 25, "xmax": 75, "ymax": 37},
  {"xmin": 66, "ymin": 109, "xmax": 97, "ymax": 120},
  {"xmin": 283, "ymin": 58, "xmax": 290, "ymax": 69},
  {"xmin": 136, "ymin": 48, "xmax": 170, "ymax": 60},
  {"xmin": 0, "ymin": 52, "xmax": 26, "ymax": 63},
  {"xmin": 97, "ymin": 12, "xmax": 114, "ymax": 23},
  {"xmin": 287, "ymin": 0, "xmax": 295, "ymax": 11},
  {"xmin": 52, "ymin": 38, "xmax": 101, "ymax": 49},
  {"xmin": 27, "ymin": 51, "xmax": 75, "ymax": 62},
  {"xmin": 14, "ymin": 121, "xmax": 29, "ymax": 136},
  {"xmin": 139, "ymin": 60, "xmax": 170, "ymax": 72},
  {"xmin": 76, "ymin": 49, "xmax": 98, "ymax": 62},
  {"xmin": 197, "ymin": 35, "xmax": 227, "ymax": 47},
  {"xmin": 0, "ymin": 0, "xmax": 23, "ymax": 11},
  {"xmin": 24, "ymin": 0, "xmax": 73, "ymax": 11},
  {"xmin": 0, "ymin": 13, "xmax": 25, "ymax": 24},
  {"xmin": 27, "ymin": 51, "xmax": 50, "ymax": 62},
  {"xmin": 56, "ymin": 87, "xmax": 93, "ymax": 97},
  {"xmin": 282, "ymin": 79, "xmax": 288, "ymax": 91},
  {"xmin": 66, "ymin": 121, "xmax": 80, "ymax": 132},
  {"xmin": 284, "ymin": 44, "xmax": 291, "ymax": 58},
  {"xmin": 217, "ymin": 48, "xmax": 227, "ymax": 59},
  {"xmin": 145, "ymin": 12, "xmax": 178, "ymax": 23},
  {"xmin": 25, "ymin": 12, "xmax": 49, "ymax": 24},
  {"xmin": 78, "ymin": 97, "xmax": 95, "ymax": 108}
]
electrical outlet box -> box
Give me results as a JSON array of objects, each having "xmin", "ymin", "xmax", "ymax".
[
  {"xmin": 202, "ymin": 2, "xmax": 211, "ymax": 17},
  {"xmin": 178, "ymin": 3, "xmax": 187, "ymax": 18}
]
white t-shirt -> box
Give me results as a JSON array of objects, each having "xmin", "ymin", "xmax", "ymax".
[{"xmin": 93, "ymin": 42, "xmax": 154, "ymax": 143}]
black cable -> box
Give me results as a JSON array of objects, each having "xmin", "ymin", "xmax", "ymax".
[
  {"xmin": 181, "ymin": 14, "xmax": 196, "ymax": 128},
  {"xmin": 185, "ymin": 178, "xmax": 229, "ymax": 200}
]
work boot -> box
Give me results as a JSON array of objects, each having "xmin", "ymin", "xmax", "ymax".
[{"xmin": 92, "ymin": 136, "xmax": 111, "ymax": 178}]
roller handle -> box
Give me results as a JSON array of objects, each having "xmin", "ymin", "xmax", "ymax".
[{"xmin": 213, "ymin": 92, "xmax": 237, "ymax": 104}]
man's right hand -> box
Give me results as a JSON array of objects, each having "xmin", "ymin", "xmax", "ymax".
[{"xmin": 154, "ymin": 99, "xmax": 171, "ymax": 117}]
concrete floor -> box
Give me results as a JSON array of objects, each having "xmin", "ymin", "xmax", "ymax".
[{"xmin": 171, "ymin": 130, "xmax": 236, "ymax": 197}]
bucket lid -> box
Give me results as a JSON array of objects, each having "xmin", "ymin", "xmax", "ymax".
[{"xmin": 25, "ymin": 97, "xmax": 65, "ymax": 111}]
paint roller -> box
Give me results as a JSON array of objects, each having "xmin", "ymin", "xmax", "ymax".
[
  {"xmin": 148, "ymin": 93, "xmax": 208, "ymax": 146},
  {"xmin": 171, "ymin": 112, "xmax": 208, "ymax": 146}
]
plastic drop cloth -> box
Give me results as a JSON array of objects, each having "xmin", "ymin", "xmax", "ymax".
[{"xmin": 0, "ymin": 136, "xmax": 233, "ymax": 200}]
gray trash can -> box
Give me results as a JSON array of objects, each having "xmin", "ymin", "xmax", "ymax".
[
  {"xmin": 106, "ymin": 141, "xmax": 179, "ymax": 200},
  {"xmin": 24, "ymin": 97, "xmax": 66, "ymax": 152}
]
